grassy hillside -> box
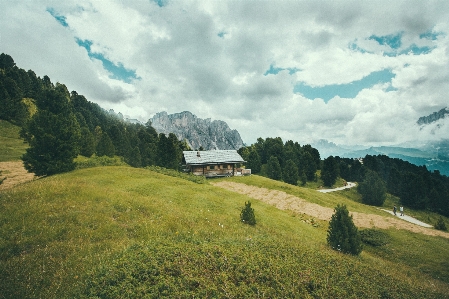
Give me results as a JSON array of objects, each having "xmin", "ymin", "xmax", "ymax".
[
  {"xmin": 0, "ymin": 120, "xmax": 27, "ymax": 162},
  {"xmin": 1, "ymin": 166, "xmax": 449, "ymax": 298}
]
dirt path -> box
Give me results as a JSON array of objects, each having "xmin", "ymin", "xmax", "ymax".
[
  {"xmin": 0, "ymin": 161, "xmax": 36, "ymax": 191},
  {"xmin": 318, "ymin": 182, "xmax": 357, "ymax": 193},
  {"xmin": 212, "ymin": 181, "xmax": 449, "ymax": 239},
  {"xmin": 380, "ymin": 209, "xmax": 434, "ymax": 228}
]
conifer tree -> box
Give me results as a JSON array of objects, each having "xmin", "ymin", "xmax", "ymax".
[
  {"xmin": 127, "ymin": 146, "xmax": 142, "ymax": 167},
  {"xmin": 283, "ymin": 159, "xmax": 299, "ymax": 185},
  {"xmin": 321, "ymin": 156, "xmax": 339, "ymax": 187},
  {"xmin": 267, "ymin": 156, "xmax": 282, "ymax": 181},
  {"xmin": 327, "ymin": 204, "xmax": 362, "ymax": 255},
  {"xmin": 79, "ymin": 127, "xmax": 95, "ymax": 157},
  {"xmin": 358, "ymin": 170, "xmax": 386, "ymax": 206},
  {"xmin": 240, "ymin": 201, "xmax": 256, "ymax": 225},
  {"xmin": 157, "ymin": 133, "xmax": 181, "ymax": 170},
  {"xmin": 96, "ymin": 132, "xmax": 115, "ymax": 157},
  {"xmin": 247, "ymin": 149, "xmax": 262, "ymax": 174},
  {"xmin": 22, "ymin": 84, "xmax": 81, "ymax": 176}
]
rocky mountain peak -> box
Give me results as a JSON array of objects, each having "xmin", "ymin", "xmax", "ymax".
[{"xmin": 150, "ymin": 111, "xmax": 244, "ymax": 150}]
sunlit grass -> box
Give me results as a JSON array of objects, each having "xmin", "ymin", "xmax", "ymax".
[
  {"xmin": 0, "ymin": 120, "xmax": 27, "ymax": 162},
  {"xmin": 1, "ymin": 166, "xmax": 449, "ymax": 298},
  {"xmin": 220, "ymin": 175, "xmax": 386, "ymax": 216}
]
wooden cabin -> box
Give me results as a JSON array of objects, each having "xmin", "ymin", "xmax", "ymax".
[{"xmin": 182, "ymin": 150, "xmax": 248, "ymax": 177}]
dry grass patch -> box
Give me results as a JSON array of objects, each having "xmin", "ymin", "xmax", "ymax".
[
  {"xmin": 212, "ymin": 181, "xmax": 449, "ymax": 239},
  {"xmin": 0, "ymin": 161, "xmax": 36, "ymax": 190}
]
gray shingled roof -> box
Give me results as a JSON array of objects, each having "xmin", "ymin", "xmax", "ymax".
[{"xmin": 183, "ymin": 150, "xmax": 245, "ymax": 165}]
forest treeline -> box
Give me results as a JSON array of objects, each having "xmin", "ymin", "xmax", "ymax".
[
  {"xmin": 1, "ymin": 52, "xmax": 449, "ymax": 218},
  {"xmin": 0, "ymin": 53, "xmax": 189, "ymax": 174},
  {"xmin": 337, "ymin": 155, "xmax": 449, "ymax": 217},
  {"xmin": 238, "ymin": 137, "xmax": 321, "ymax": 185},
  {"xmin": 240, "ymin": 138, "xmax": 449, "ymax": 217}
]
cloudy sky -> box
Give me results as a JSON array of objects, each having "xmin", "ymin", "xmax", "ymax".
[{"xmin": 1, "ymin": 0, "xmax": 448, "ymax": 146}]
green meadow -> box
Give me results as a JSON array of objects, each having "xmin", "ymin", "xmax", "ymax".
[
  {"xmin": 1, "ymin": 121, "xmax": 449, "ymax": 298},
  {"xmin": 1, "ymin": 166, "xmax": 449, "ymax": 298},
  {"xmin": 0, "ymin": 120, "xmax": 28, "ymax": 162}
]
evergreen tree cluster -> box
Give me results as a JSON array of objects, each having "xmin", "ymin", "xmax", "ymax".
[
  {"xmin": 0, "ymin": 53, "xmax": 188, "ymax": 176},
  {"xmin": 357, "ymin": 169, "xmax": 387, "ymax": 206},
  {"xmin": 327, "ymin": 204, "xmax": 362, "ymax": 255},
  {"xmin": 238, "ymin": 137, "xmax": 320, "ymax": 185},
  {"xmin": 0, "ymin": 53, "xmax": 43, "ymax": 126},
  {"xmin": 336, "ymin": 155, "xmax": 449, "ymax": 217},
  {"xmin": 321, "ymin": 156, "xmax": 340, "ymax": 187}
]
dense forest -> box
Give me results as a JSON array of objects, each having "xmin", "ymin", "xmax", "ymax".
[
  {"xmin": 240, "ymin": 138, "xmax": 449, "ymax": 217},
  {"xmin": 337, "ymin": 155, "xmax": 449, "ymax": 217},
  {"xmin": 0, "ymin": 53, "xmax": 189, "ymax": 175},
  {"xmin": 238, "ymin": 138, "xmax": 321, "ymax": 185},
  {"xmin": 1, "ymin": 52, "xmax": 449, "ymax": 218}
]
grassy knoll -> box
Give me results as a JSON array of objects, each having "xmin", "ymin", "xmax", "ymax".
[
  {"xmin": 1, "ymin": 166, "xmax": 449, "ymax": 298},
  {"xmin": 0, "ymin": 120, "xmax": 27, "ymax": 162}
]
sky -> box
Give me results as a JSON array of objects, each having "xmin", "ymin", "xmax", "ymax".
[{"xmin": 1, "ymin": 0, "xmax": 449, "ymax": 147}]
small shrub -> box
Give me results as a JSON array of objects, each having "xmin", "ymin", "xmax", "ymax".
[
  {"xmin": 360, "ymin": 229, "xmax": 390, "ymax": 247},
  {"xmin": 240, "ymin": 201, "xmax": 256, "ymax": 225},
  {"xmin": 434, "ymin": 217, "xmax": 447, "ymax": 231},
  {"xmin": 327, "ymin": 204, "xmax": 362, "ymax": 255}
]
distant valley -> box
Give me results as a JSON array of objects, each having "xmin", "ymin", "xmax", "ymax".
[{"xmin": 312, "ymin": 107, "xmax": 449, "ymax": 175}]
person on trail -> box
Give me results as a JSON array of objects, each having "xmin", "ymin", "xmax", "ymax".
[
  {"xmin": 400, "ymin": 206, "xmax": 404, "ymax": 216},
  {"xmin": 393, "ymin": 206, "xmax": 397, "ymax": 216}
]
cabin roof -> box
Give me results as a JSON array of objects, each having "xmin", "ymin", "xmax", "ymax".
[{"xmin": 183, "ymin": 150, "xmax": 245, "ymax": 165}]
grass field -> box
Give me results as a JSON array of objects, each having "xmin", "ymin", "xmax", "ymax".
[
  {"xmin": 1, "ymin": 120, "xmax": 449, "ymax": 298},
  {"xmin": 1, "ymin": 165, "xmax": 449, "ymax": 298},
  {"xmin": 0, "ymin": 120, "xmax": 28, "ymax": 162}
]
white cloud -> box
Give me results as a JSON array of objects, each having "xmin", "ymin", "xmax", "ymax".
[{"xmin": 1, "ymin": 0, "xmax": 449, "ymax": 148}]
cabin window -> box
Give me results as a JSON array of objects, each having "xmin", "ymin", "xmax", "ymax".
[
  {"xmin": 223, "ymin": 164, "xmax": 228, "ymax": 169},
  {"xmin": 209, "ymin": 165, "xmax": 215, "ymax": 170}
]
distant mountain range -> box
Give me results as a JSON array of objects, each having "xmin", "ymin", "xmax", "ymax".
[
  {"xmin": 311, "ymin": 139, "xmax": 449, "ymax": 176},
  {"xmin": 139, "ymin": 108, "xmax": 449, "ymax": 175},
  {"xmin": 312, "ymin": 108, "xmax": 449, "ymax": 175},
  {"xmin": 149, "ymin": 111, "xmax": 244, "ymax": 151}
]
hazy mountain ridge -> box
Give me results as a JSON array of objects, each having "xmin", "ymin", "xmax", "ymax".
[
  {"xmin": 311, "ymin": 138, "xmax": 449, "ymax": 175},
  {"xmin": 150, "ymin": 111, "xmax": 244, "ymax": 150}
]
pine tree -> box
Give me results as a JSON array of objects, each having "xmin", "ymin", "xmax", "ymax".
[
  {"xmin": 96, "ymin": 132, "xmax": 115, "ymax": 157},
  {"xmin": 157, "ymin": 133, "xmax": 181, "ymax": 170},
  {"xmin": 240, "ymin": 201, "xmax": 256, "ymax": 225},
  {"xmin": 358, "ymin": 170, "xmax": 387, "ymax": 206},
  {"xmin": 327, "ymin": 204, "xmax": 362, "ymax": 255},
  {"xmin": 127, "ymin": 146, "xmax": 142, "ymax": 167},
  {"xmin": 283, "ymin": 159, "xmax": 299, "ymax": 185},
  {"xmin": 22, "ymin": 84, "xmax": 81, "ymax": 176},
  {"xmin": 321, "ymin": 156, "xmax": 339, "ymax": 187},
  {"xmin": 267, "ymin": 156, "xmax": 282, "ymax": 181},
  {"xmin": 79, "ymin": 127, "xmax": 95, "ymax": 157},
  {"xmin": 247, "ymin": 149, "xmax": 262, "ymax": 174}
]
